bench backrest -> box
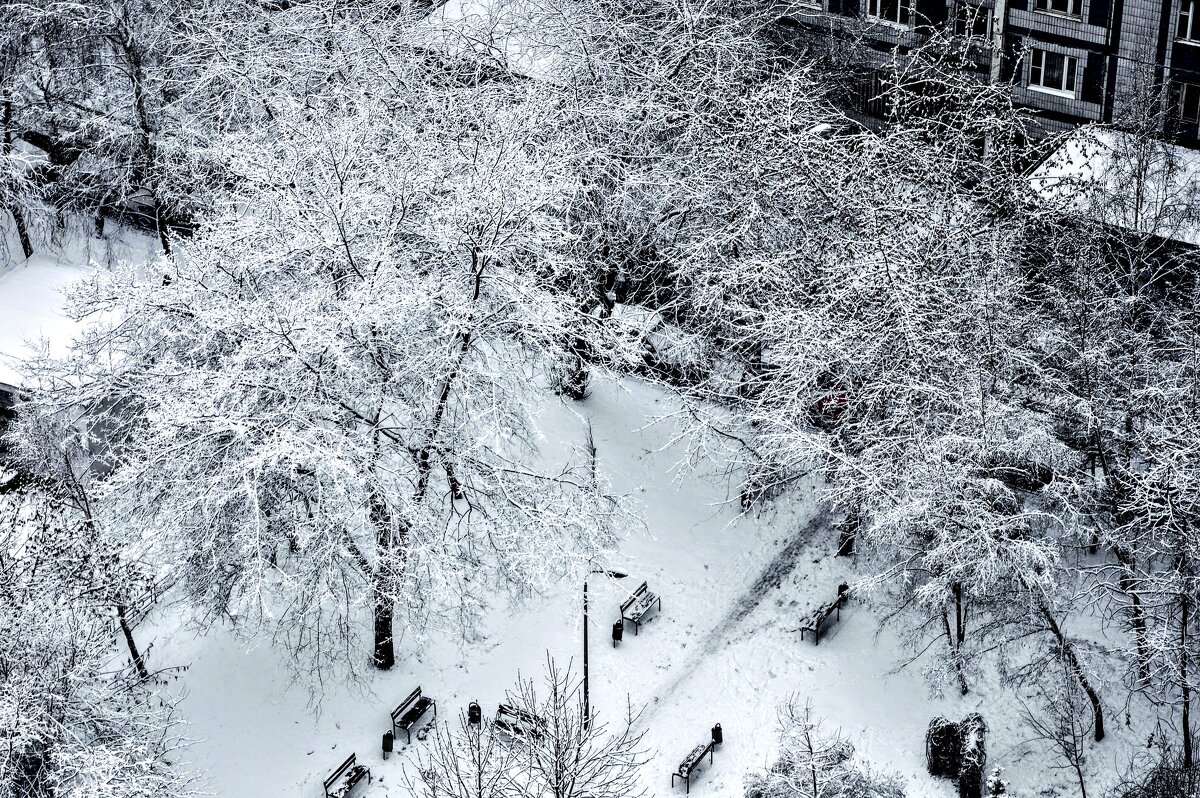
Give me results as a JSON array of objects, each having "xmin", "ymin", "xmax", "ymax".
[
  {"xmin": 324, "ymin": 754, "xmax": 356, "ymax": 790},
  {"xmin": 497, "ymin": 704, "xmax": 544, "ymax": 727},
  {"xmin": 391, "ymin": 687, "xmax": 421, "ymax": 720},
  {"xmin": 620, "ymin": 581, "xmax": 649, "ymax": 613}
]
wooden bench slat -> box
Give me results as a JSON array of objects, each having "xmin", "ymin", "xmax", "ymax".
[
  {"xmin": 392, "ymin": 687, "xmax": 437, "ymax": 743},
  {"xmin": 672, "ymin": 740, "xmax": 714, "ymax": 794},
  {"xmin": 495, "ymin": 704, "xmax": 546, "ymax": 739},
  {"xmin": 323, "ymin": 753, "xmax": 370, "ymax": 798},
  {"xmin": 800, "ymin": 592, "xmax": 846, "ymax": 645},
  {"xmin": 620, "ymin": 581, "xmax": 661, "ymax": 635}
]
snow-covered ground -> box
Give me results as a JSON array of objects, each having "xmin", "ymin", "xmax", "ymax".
[
  {"xmin": 0, "ymin": 225, "xmax": 160, "ymax": 392},
  {"xmin": 137, "ymin": 374, "xmax": 1130, "ymax": 798}
]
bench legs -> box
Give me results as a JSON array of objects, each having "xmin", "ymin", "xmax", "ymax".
[{"xmin": 671, "ymin": 773, "xmax": 691, "ymax": 794}]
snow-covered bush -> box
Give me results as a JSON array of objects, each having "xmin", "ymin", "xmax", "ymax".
[
  {"xmin": 957, "ymin": 713, "xmax": 988, "ymax": 798},
  {"xmin": 926, "ymin": 716, "xmax": 962, "ymax": 778},
  {"xmin": 412, "ymin": 658, "xmax": 646, "ymax": 798},
  {"xmin": 985, "ymin": 767, "xmax": 1009, "ymax": 796},
  {"xmin": 1112, "ymin": 750, "xmax": 1200, "ymax": 798},
  {"xmin": 744, "ymin": 699, "xmax": 905, "ymax": 798}
]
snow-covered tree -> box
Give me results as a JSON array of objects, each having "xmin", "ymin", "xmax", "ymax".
[
  {"xmin": 0, "ymin": 486, "xmax": 196, "ymax": 798},
  {"xmin": 412, "ymin": 658, "xmax": 645, "ymax": 798},
  {"xmin": 507, "ymin": 658, "xmax": 646, "ymax": 798},
  {"xmin": 22, "ymin": 70, "xmax": 627, "ymax": 677},
  {"xmin": 410, "ymin": 710, "xmax": 519, "ymax": 798}
]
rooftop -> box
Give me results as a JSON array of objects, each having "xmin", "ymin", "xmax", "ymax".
[{"xmin": 1028, "ymin": 126, "xmax": 1200, "ymax": 247}]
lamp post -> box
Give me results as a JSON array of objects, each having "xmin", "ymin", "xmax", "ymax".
[{"xmin": 583, "ymin": 568, "xmax": 627, "ymax": 730}]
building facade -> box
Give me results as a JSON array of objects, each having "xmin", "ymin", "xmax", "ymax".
[{"xmin": 776, "ymin": 0, "xmax": 1200, "ymax": 145}]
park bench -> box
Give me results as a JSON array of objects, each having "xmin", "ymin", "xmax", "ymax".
[
  {"xmin": 620, "ymin": 581, "xmax": 661, "ymax": 635},
  {"xmin": 671, "ymin": 740, "xmax": 715, "ymax": 794},
  {"xmin": 800, "ymin": 584, "xmax": 849, "ymax": 646},
  {"xmin": 391, "ymin": 687, "xmax": 437, "ymax": 744},
  {"xmin": 323, "ymin": 753, "xmax": 370, "ymax": 798},
  {"xmin": 494, "ymin": 703, "xmax": 546, "ymax": 740}
]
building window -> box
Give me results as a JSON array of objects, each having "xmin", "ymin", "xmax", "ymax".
[
  {"xmin": 1178, "ymin": 81, "xmax": 1200, "ymax": 123},
  {"xmin": 1033, "ymin": 0, "xmax": 1082, "ymax": 18},
  {"xmin": 1180, "ymin": 0, "xmax": 1200, "ymax": 41},
  {"xmin": 866, "ymin": 0, "xmax": 912, "ymax": 26},
  {"xmin": 955, "ymin": 3, "xmax": 992, "ymax": 38},
  {"xmin": 1028, "ymin": 48, "xmax": 1078, "ymax": 97}
]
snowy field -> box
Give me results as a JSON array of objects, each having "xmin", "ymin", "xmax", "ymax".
[{"xmin": 0, "ymin": 226, "xmax": 161, "ymax": 391}]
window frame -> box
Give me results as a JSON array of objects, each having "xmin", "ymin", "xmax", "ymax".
[
  {"xmin": 1180, "ymin": 0, "xmax": 1200, "ymax": 42},
  {"xmin": 1028, "ymin": 48, "xmax": 1079, "ymax": 98},
  {"xmin": 865, "ymin": 0, "xmax": 913, "ymax": 28},
  {"xmin": 1032, "ymin": 0, "xmax": 1082, "ymax": 19},
  {"xmin": 1178, "ymin": 81, "xmax": 1200, "ymax": 124},
  {"xmin": 954, "ymin": 2, "xmax": 993, "ymax": 39}
]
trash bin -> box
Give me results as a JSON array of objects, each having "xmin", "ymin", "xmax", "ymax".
[
  {"xmin": 383, "ymin": 731, "xmax": 394, "ymax": 759},
  {"xmin": 612, "ymin": 620, "xmax": 624, "ymax": 647},
  {"xmin": 712, "ymin": 723, "xmax": 723, "ymax": 745},
  {"xmin": 468, "ymin": 701, "xmax": 482, "ymax": 726}
]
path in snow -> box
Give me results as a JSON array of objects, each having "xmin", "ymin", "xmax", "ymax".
[{"xmin": 642, "ymin": 512, "xmax": 834, "ymax": 719}]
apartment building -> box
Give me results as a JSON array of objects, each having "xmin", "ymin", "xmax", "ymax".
[{"xmin": 776, "ymin": 0, "xmax": 1200, "ymax": 145}]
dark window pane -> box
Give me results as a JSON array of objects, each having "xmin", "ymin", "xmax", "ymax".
[
  {"xmin": 1044, "ymin": 52, "xmax": 1064, "ymax": 87},
  {"xmin": 1183, "ymin": 84, "xmax": 1200, "ymax": 122}
]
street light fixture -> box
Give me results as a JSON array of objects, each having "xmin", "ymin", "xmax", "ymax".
[{"xmin": 583, "ymin": 567, "xmax": 627, "ymax": 730}]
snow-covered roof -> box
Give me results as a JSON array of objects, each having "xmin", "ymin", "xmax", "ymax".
[
  {"xmin": 1028, "ymin": 126, "xmax": 1200, "ymax": 247},
  {"xmin": 592, "ymin": 302, "xmax": 664, "ymax": 334}
]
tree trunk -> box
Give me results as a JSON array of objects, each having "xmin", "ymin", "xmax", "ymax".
[
  {"xmin": 2, "ymin": 94, "xmax": 33, "ymax": 259},
  {"xmin": 1183, "ymin": 592, "xmax": 1193, "ymax": 768},
  {"xmin": 117, "ymin": 603, "xmax": 150, "ymax": 681},
  {"xmin": 954, "ymin": 582, "xmax": 965, "ymax": 643},
  {"xmin": 373, "ymin": 590, "xmax": 395, "ymax": 670},
  {"xmin": 1039, "ymin": 602, "xmax": 1105, "ymax": 741},
  {"xmin": 943, "ymin": 611, "xmax": 969, "ymax": 695},
  {"xmin": 1114, "ymin": 547, "xmax": 1150, "ymax": 684},
  {"xmin": 370, "ymin": 488, "xmax": 397, "ymax": 670},
  {"xmin": 118, "ymin": 24, "xmax": 171, "ymax": 255},
  {"xmin": 8, "ymin": 206, "xmax": 33, "ymax": 259}
]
